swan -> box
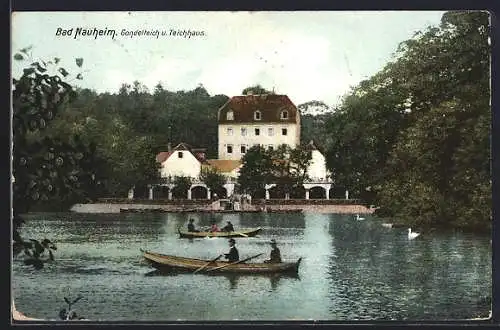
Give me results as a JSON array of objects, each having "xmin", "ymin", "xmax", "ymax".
[
  {"xmin": 408, "ymin": 228, "xmax": 420, "ymax": 240},
  {"xmin": 355, "ymin": 214, "xmax": 365, "ymax": 221}
]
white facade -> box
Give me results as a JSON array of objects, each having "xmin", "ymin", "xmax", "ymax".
[
  {"xmin": 159, "ymin": 150, "xmax": 201, "ymax": 178},
  {"xmin": 307, "ymin": 149, "xmax": 329, "ymax": 180},
  {"xmin": 218, "ymin": 123, "xmax": 299, "ymax": 160}
]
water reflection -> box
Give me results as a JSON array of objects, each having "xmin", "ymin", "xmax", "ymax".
[
  {"xmin": 13, "ymin": 212, "xmax": 491, "ymax": 321},
  {"xmin": 327, "ymin": 215, "xmax": 492, "ymax": 319}
]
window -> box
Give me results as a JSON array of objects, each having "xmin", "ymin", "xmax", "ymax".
[
  {"xmin": 178, "ymin": 151, "xmax": 183, "ymax": 158},
  {"xmin": 227, "ymin": 145, "xmax": 233, "ymax": 154},
  {"xmin": 227, "ymin": 127, "xmax": 233, "ymax": 136},
  {"xmin": 268, "ymin": 127, "xmax": 274, "ymax": 136},
  {"xmin": 254, "ymin": 111, "xmax": 261, "ymax": 120},
  {"xmin": 226, "ymin": 110, "xmax": 234, "ymax": 120},
  {"xmin": 281, "ymin": 110, "xmax": 289, "ymax": 119},
  {"xmin": 241, "ymin": 145, "xmax": 247, "ymax": 154},
  {"xmin": 268, "ymin": 145, "xmax": 274, "ymax": 151},
  {"xmin": 241, "ymin": 127, "xmax": 247, "ymax": 136},
  {"xmin": 282, "ymin": 128, "xmax": 288, "ymax": 136},
  {"xmin": 255, "ymin": 128, "xmax": 260, "ymax": 136}
]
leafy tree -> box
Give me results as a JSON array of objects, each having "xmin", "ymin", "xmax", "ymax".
[
  {"xmin": 12, "ymin": 49, "xmax": 99, "ymax": 267},
  {"xmin": 238, "ymin": 144, "xmax": 312, "ymax": 198},
  {"xmin": 237, "ymin": 146, "xmax": 274, "ymax": 197},
  {"xmin": 241, "ymin": 84, "xmax": 273, "ymax": 95},
  {"xmin": 171, "ymin": 176, "xmax": 192, "ymax": 198},
  {"xmin": 324, "ymin": 11, "xmax": 490, "ymax": 231},
  {"xmin": 268, "ymin": 144, "xmax": 312, "ymax": 197},
  {"xmin": 199, "ymin": 167, "xmax": 227, "ymax": 198}
]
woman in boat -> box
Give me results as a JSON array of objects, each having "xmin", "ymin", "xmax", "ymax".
[
  {"xmin": 221, "ymin": 221, "xmax": 234, "ymax": 232},
  {"xmin": 187, "ymin": 219, "xmax": 199, "ymax": 232},
  {"xmin": 224, "ymin": 238, "xmax": 239, "ymax": 262},
  {"xmin": 209, "ymin": 221, "xmax": 220, "ymax": 232},
  {"xmin": 264, "ymin": 239, "xmax": 282, "ymax": 263}
]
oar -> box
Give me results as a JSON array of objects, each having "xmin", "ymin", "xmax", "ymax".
[
  {"xmin": 193, "ymin": 254, "xmax": 223, "ymax": 274},
  {"xmin": 234, "ymin": 232, "xmax": 248, "ymax": 237},
  {"xmin": 205, "ymin": 253, "xmax": 263, "ymax": 273}
]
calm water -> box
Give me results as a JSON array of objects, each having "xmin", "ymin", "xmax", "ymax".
[{"xmin": 12, "ymin": 212, "xmax": 491, "ymax": 321}]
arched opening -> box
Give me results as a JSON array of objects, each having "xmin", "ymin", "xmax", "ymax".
[
  {"xmin": 269, "ymin": 185, "xmax": 286, "ymax": 199},
  {"xmin": 134, "ymin": 185, "xmax": 149, "ymax": 199},
  {"xmin": 252, "ymin": 188, "xmax": 266, "ymax": 199},
  {"xmin": 191, "ymin": 186, "xmax": 208, "ymax": 199},
  {"xmin": 309, "ymin": 186, "xmax": 326, "ymax": 199},
  {"xmin": 290, "ymin": 185, "xmax": 306, "ymax": 199},
  {"xmin": 212, "ymin": 187, "xmax": 227, "ymax": 199},
  {"xmin": 329, "ymin": 186, "xmax": 346, "ymax": 199},
  {"xmin": 154, "ymin": 186, "xmax": 170, "ymax": 199}
]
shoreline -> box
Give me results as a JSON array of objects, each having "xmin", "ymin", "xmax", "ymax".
[{"xmin": 70, "ymin": 202, "xmax": 376, "ymax": 214}]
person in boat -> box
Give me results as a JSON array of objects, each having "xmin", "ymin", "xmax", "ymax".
[
  {"xmin": 264, "ymin": 239, "xmax": 282, "ymax": 263},
  {"xmin": 187, "ymin": 219, "xmax": 199, "ymax": 232},
  {"xmin": 209, "ymin": 221, "xmax": 220, "ymax": 232},
  {"xmin": 224, "ymin": 238, "xmax": 239, "ymax": 262},
  {"xmin": 221, "ymin": 221, "xmax": 234, "ymax": 232}
]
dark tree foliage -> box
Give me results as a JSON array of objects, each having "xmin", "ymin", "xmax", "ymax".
[
  {"xmin": 241, "ymin": 84, "xmax": 273, "ymax": 95},
  {"xmin": 324, "ymin": 11, "xmax": 491, "ymax": 232},
  {"xmin": 237, "ymin": 146, "xmax": 274, "ymax": 197},
  {"xmin": 199, "ymin": 167, "xmax": 226, "ymax": 198},
  {"xmin": 171, "ymin": 176, "xmax": 192, "ymax": 199},
  {"xmin": 12, "ymin": 49, "xmax": 100, "ymax": 268},
  {"xmin": 237, "ymin": 144, "xmax": 312, "ymax": 198}
]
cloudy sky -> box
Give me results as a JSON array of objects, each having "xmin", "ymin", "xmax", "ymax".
[{"xmin": 12, "ymin": 11, "xmax": 446, "ymax": 106}]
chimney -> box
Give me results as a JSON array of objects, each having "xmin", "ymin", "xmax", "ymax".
[
  {"xmin": 167, "ymin": 143, "xmax": 172, "ymax": 152},
  {"xmin": 197, "ymin": 152, "xmax": 206, "ymax": 162}
]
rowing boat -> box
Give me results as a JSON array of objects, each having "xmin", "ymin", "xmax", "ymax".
[
  {"xmin": 141, "ymin": 250, "xmax": 302, "ymax": 275},
  {"xmin": 178, "ymin": 227, "xmax": 262, "ymax": 238}
]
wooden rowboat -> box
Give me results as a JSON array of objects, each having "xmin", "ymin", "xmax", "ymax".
[
  {"xmin": 178, "ymin": 227, "xmax": 262, "ymax": 239},
  {"xmin": 142, "ymin": 250, "xmax": 302, "ymax": 275}
]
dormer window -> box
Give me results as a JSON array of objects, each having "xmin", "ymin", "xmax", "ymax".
[
  {"xmin": 254, "ymin": 111, "xmax": 261, "ymax": 120},
  {"xmin": 226, "ymin": 110, "xmax": 234, "ymax": 120},
  {"xmin": 280, "ymin": 110, "xmax": 289, "ymax": 120}
]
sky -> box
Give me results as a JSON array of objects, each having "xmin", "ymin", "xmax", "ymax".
[{"xmin": 11, "ymin": 11, "xmax": 446, "ymax": 106}]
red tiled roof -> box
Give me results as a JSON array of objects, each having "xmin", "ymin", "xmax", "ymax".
[
  {"xmin": 218, "ymin": 94, "xmax": 299, "ymax": 124},
  {"xmin": 156, "ymin": 151, "xmax": 173, "ymax": 163}
]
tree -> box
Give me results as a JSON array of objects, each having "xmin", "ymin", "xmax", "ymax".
[
  {"xmin": 171, "ymin": 176, "xmax": 192, "ymax": 199},
  {"xmin": 237, "ymin": 146, "xmax": 274, "ymax": 197},
  {"xmin": 199, "ymin": 167, "xmax": 227, "ymax": 198},
  {"xmin": 241, "ymin": 84, "xmax": 273, "ymax": 95},
  {"xmin": 237, "ymin": 144, "xmax": 312, "ymax": 198},
  {"xmin": 324, "ymin": 11, "xmax": 490, "ymax": 231},
  {"xmin": 268, "ymin": 144, "xmax": 312, "ymax": 197},
  {"xmin": 12, "ymin": 49, "xmax": 99, "ymax": 268}
]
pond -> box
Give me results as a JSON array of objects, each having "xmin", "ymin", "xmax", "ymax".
[{"xmin": 12, "ymin": 212, "xmax": 492, "ymax": 321}]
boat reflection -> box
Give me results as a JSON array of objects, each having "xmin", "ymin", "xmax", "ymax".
[
  {"xmin": 143, "ymin": 270, "xmax": 300, "ymax": 291},
  {"xmin": 222, "ymin": 273, "xmax": 301, "ymax": 290}
]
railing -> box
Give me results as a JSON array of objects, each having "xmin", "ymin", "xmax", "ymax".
[
  {"xmin": 158, "ymin": 177, "xmax": 238, "ymax": 184},
  {"xmin": 157, "ymin": 176, "xmax": 330, "ymax": 185}
]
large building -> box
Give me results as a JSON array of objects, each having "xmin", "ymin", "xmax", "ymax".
[{"xmin": 217, "ymin": 93, "xmax": 301, "ymax": 160}]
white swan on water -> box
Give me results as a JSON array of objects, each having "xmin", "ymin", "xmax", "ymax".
[
  {"xmin": 355, "ymin": 214, "xmax": 365, "ymax": 221},
  {"xmin": 408, "ymin": 228, "xmax": 420, "ymax": 240}
]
